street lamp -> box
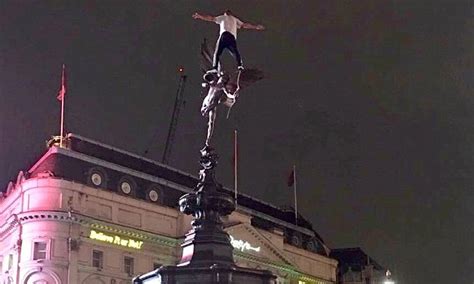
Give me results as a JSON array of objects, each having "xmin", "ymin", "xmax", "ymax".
[{"xmin": 384, "ymin": 270, "xmax": 395, "ymax": 284}]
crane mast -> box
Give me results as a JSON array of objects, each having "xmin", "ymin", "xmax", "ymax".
[{"xmin": 162, "ymin": 70, "xmax": 187, "ymax": 164}]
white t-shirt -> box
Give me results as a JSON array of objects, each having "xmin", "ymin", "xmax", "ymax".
[{"xmin": 214, "ymin": 14, "xmax": 243, "ymax": 39}]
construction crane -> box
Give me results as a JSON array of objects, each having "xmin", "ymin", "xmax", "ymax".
[{"xmin": 161, "ymin": 67, "xmax": 187, "ymax": 164}]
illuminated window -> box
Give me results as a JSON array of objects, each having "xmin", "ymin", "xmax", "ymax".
[
  {"xmin": 33, "ymin": 242, "xmax": 47, "ymax": 260},
  {"xmin": 7, "ymin": 254, "xmax": 13, "ymax": 270},
  {"xmin": 91, "ymin": 173, "xmax": 103, "ymax": 186},
  {"xmin": 124, "ymin": 256, "xmax": 134, "ymax": 276},
  {"xmin": 121, "ymin": 181, "xmax": 132, "ymax": 194},
  {"xmin": 148, "ymin": 189, "xmax": 159, "ymax": 202},
  {"xmin": 92, "ymin": 250, "xmax": 103, "ymax": 269}
]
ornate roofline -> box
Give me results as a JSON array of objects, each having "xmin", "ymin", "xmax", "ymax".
[
  {"xmin": 28, "ymin": 146, "xmax": 318, "ymax": 239},
  {"xmin": 65, "ymin": 133, "xmax": 317, "ymax": 230},
  {"xmin": 234, "ymin": 252, "xmax": 333, "ymax": 284},
  {"xmin": 15, "ymin": 210, "xmax": 179, "ymax": 248},
  {"xmin": 29, "ymin": 147, "xmax": 191, "ymax": 195}
]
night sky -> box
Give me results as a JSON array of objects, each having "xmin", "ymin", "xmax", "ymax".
[{"xmin": 0, "ymin": 1, "xmax": 472, "ymax": 283}]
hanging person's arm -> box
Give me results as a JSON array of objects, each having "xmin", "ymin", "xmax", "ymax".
[
  {"xmin": 192, "ymin": 12, "xmax": 217, "ymax": 22},
  {"xmin": 223, "ymin": 84, "xmax": 239, "ymax": 99}
]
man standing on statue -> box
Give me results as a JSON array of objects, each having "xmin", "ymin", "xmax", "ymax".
[{"xmin": 192, "ymin": 10, "xmax": 265, "ymax": 72}]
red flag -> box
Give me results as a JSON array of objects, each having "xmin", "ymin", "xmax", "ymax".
[
  {"xmin": 57, "ymin": 64, "xmax": 66, "ymax": 101},
  {"xmin": 287, "ymin": 169, "xmax": 295, "ymax": 187}
]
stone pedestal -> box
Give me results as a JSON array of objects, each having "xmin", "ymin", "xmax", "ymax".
[{"xmin": 133, "ymin": 148, "xmax": 276, "ymax": 284}]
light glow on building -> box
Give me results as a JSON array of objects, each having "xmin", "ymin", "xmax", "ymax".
[
  {"xmin": 0, "ymin": 134, "xmax": 339, "ymax": 284},
  {"xmin": 230, "ymin": 235, "xmax": 261, "ymax": 253},
  {"xmin": 89, "ymin": 230, "xmax": 144, "ymax": 249}
]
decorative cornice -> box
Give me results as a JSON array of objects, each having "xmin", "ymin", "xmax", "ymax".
[
  {"xmin": 15, "ymin": 210, "xmax": 179, "ymax": 248},
  {"xmin": 41, "ymin": 147, "xmax": 192, "ymax": 195},
  {"xmin": 67, "ymin": 133, "xmax": 197, "ymax": 181},
  {"xmin": 18, "ymin": 211, "xmax": 76, "ymax": 224},
  {"xmin": 0, "ymin": 215, "xmax": 18, "ymax": 240},
  {"xmin": 29, "ymin": 140, "xmax": 320, "ymax": 241},
  {"xmin": 87, "ymin": 220, "xmax": 178, "ymax": 248},
  {"xmin": 234, "ymin": 252, "xmax": 334, "ymax": 284}
]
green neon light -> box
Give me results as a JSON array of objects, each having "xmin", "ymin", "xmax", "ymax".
[
  {"xmin": 88, "ymin": 222, "xmax": 178, "ymax": 247},
  {"xmin": 234, "ymin": 252, "xmax": 333, "ymax": 284},
  {"xmin": 89, "ymin": 230, "xmax": 143, "ymax": 249}
]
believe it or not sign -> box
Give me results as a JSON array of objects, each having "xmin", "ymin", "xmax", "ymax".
[
  {"xmin": 229, "ymin": 235, "xmax": 261, "ymax": 253},
  {"xmin": 89, "ymin": 230, "xmax": 144, "ymax": 249}
]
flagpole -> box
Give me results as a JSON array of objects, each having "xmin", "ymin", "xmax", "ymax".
[
  {"xmin": 293, "ymin": 164, "xmax": 297, "ymax": 225},
  {"xmin": 234, "ymin": 129, "xmax": 238, "ymax": 205},
  {"xmin": 59, "ymin": 64, "xmax": 65, "ymax": 148}
]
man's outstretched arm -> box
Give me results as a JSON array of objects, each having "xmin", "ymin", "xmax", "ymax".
[
  {"xmin": 193, "ymin": 12, "xmax": 216, "ymax": 22},
  {"xmin": 241, "ymin": 22, "xmax": 265, "ymax": 30}
]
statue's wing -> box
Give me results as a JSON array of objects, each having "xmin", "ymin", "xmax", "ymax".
[
  {"xmin": 226, "ymin": 68, "xmax": 264, "ymax": 93},
  {"xmin": 239, "ymin": 68, "xmax": 264, "ymax": 89},
  {"xmin": 200, "ymin": 38, "xmax": 214, "ymax": 74}
]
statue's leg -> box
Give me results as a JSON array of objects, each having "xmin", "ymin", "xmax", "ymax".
[
  {"xmin": 201, "ymin": 96, "xmax": 210, "ymax": 117},
  {"xmin": 202, "ymin": 96, "xmax": 219, "ymax": 118},
  {"xmin": 206, "ymin": 110, "xmax": 217, "ymax": 146}
]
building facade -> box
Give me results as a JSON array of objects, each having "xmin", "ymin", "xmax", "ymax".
[
  {"xmin": 0, "ymin": 134, "xmax": 337, "ymax": 284},
  {"xmin": 330, "ymin": 248, "xmax": 385, "ymax": 284}
]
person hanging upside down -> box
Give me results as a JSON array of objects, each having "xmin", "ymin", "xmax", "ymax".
[{"xmin": 193, "ymin": 10, "xmax": 265, "ymax": 72}]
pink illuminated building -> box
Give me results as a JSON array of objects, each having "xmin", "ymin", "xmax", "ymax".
[{"xmin": 0, "ymin": 134, "xmax": 338, "ymax": 284}]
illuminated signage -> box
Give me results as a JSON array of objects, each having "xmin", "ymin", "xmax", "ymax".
[
  {"xmin": 89, "ymin": 230, "xmax": 143, "ymax": 250},
  {"xmin": 229, "ymin": 235, "xmax": 261, "ymax": 253}
]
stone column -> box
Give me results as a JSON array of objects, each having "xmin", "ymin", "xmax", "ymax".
[{"xmin": 133, "ymin": 148, "xmax": 276, "ymax": 283}]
